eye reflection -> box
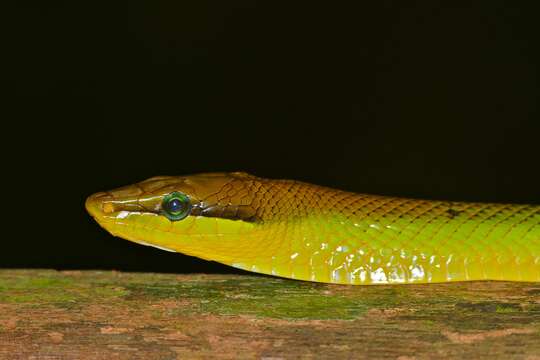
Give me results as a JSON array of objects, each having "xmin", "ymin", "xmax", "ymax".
[{"xmin": 167, "ymin": 198, "xmax": 183, "ymax": 212}]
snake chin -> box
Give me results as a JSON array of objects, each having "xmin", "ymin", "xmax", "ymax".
[{"xmin": 134, "ymin": 241, "xmax": 177, "ymax": 253}]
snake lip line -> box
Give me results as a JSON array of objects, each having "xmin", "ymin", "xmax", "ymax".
[{"xmin": 86, "ymin": 191, "xmax": 259, "ymax": 224}]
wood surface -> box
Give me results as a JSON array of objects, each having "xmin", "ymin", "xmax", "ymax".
[{"xmin": 1, "ymin": 270, "xmax": 539, "ymax": 359}]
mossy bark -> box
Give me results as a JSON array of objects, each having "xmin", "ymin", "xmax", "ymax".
[{"xmin": 0, "ymin": 270, "xmax": 539, "ymax": 359}]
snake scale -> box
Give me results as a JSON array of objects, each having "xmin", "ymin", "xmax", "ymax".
[{"xmin": 86, "ymin": 172, "xmax": 540, "ymax": 285}]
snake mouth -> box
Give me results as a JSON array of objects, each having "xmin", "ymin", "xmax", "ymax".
[
  {"xmin": 86, "ymin": 192, "xmax": 110, "ymax": 215},
  {"xmin": 85, "ymin": 191, "xmax": 160, "ymax": 243},
  {"xmin": 85, "ymin": 191, "xmax": 121, "ymax": 229}
]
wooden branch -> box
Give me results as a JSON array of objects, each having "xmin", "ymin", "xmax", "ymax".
[{"xmin": 1, "ymin": 270, "xmax": 539, "ymax": 359}]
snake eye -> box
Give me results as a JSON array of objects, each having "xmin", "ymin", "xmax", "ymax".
[{"xmin": 161, "ymin": 192, "xmax": 192, "ymax": 221}]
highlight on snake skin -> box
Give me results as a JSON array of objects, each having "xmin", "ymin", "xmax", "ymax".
[{"xmin": 86, "ymin": 172, "xmax": 540, "ymax": 285}]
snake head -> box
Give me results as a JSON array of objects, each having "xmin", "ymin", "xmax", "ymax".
[{"xmin": 85, "ymin": 172, "xmax": 263, "ymax": 262}]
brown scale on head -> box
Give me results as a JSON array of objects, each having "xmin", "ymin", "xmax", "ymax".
[{"xmin": 87, "ymin": 172, "xmax": 341, "ymax": 224}]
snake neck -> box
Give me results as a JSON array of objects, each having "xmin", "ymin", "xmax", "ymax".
[{"xmin": 229, "ymin": 180, "xmax": 540, "ymax": 284}]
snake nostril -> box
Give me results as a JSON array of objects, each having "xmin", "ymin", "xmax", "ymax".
[
  {"xmin": 85, "ymin": 192, "xmax": 116, "ymax": 217},
  {"xmin": 102, "ymin": 202, "xmax": 115, "ymax": 214}
]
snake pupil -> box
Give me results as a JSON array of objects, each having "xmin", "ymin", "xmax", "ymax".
[{"xmin": 167, "ymin": 199, "xmax": 182, "ymax": 213}]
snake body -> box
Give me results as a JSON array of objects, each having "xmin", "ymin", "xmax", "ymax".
[{"xmin": 86, "ymin": 172, "xmax": 540, "ymax": 285}]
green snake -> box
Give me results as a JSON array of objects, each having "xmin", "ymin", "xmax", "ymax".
[{"xmin": 86, "ymin": 172, "xmax": 540, "ymax": 285}]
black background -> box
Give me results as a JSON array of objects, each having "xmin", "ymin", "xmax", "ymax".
[{"xmin": 7, "ymin": 2, "xmax": 539, "ymax": 273}]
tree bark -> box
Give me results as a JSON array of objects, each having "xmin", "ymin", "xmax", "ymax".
[{"xmin": 1, "ymin": 269, "xmax": 539, "ymax": 359}]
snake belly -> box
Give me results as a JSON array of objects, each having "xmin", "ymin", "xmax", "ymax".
[{"xmin": 86, "ymin": 172, "xmax": 540, "ymax": 285}]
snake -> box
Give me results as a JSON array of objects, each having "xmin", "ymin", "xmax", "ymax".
[{"xmin": 86, "ymin": 172, "xmax": 540, "ymax": 285}]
